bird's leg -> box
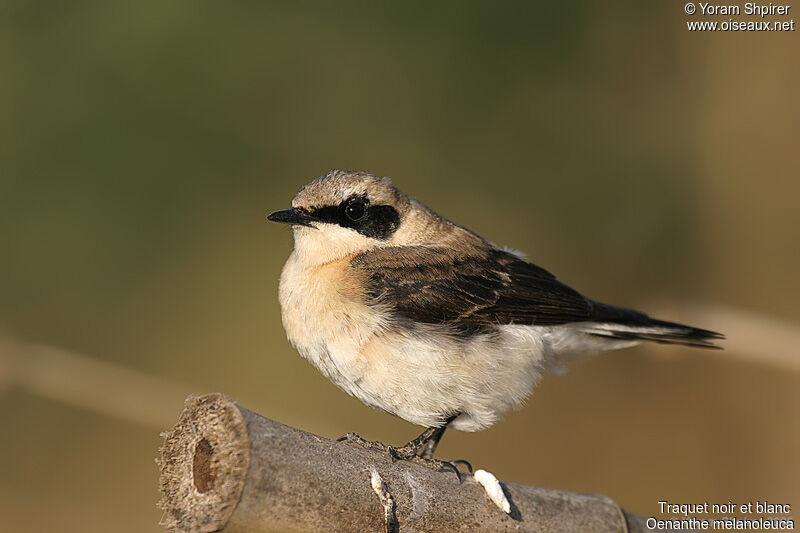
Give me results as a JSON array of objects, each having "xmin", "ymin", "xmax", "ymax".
[
  {"xmin": 385, "ymin": 426, "xmax": 439, "ymax": 460},
  {"xmin": 387, "ymin": 415, "xmax": 469, "ymax": 480},
  {"xmin": 421, "ymin": 416, "xmax": 473, "ymax": 475},
  {"xmin": 419, "ymin": 425, "xmax": 447, "ymax": 460},
  {"xmin": 417, "ymin": 428, "xmax": 473, "ymax": 473},
  {"xmin": 389, "ymin": 413, "xmax": 459, "ymax": 460}
]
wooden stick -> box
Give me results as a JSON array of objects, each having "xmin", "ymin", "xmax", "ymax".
[{"xmin": 157, "ymin": 393, "xmax": 690, "ymax": 533}]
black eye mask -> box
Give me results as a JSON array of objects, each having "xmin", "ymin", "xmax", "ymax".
[{"xmin": 306, "ymin": 195, "xmax": 400, "ymax": 240}]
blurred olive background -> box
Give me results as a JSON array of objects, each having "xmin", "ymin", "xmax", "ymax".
[{"xmin": 1, "ymin": 2, "xmax": 798, "ymax": 531}]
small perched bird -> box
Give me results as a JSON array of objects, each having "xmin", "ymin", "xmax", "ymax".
[{"xmin": 268, "ymin": 170, "xmax": 722, "ymax": 464}]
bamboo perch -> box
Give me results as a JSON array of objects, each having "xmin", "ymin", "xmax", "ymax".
[{"xmin": 158, "ymin": 393, "xmax": 692, "ymax": 532}]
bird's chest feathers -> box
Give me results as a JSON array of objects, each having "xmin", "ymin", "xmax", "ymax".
[{"xmin": 278, "ymin": 253, "xmax": 381, "ymax": 384}]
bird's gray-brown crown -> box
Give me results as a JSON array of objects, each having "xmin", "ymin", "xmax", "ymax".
[{"xmin": 269, "ymin": 170, "xmax": 409, "ymax": 240}]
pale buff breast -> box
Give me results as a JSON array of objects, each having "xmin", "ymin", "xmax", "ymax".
[{"xmin": 278, "ymin": 251, "xmax": 387, "ymax": 391}]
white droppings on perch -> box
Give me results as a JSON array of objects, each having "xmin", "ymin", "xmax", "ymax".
[
  {"xmin": 370, "ymin": 469, "xmax": 399, "ymax": 533},
  {"xmin": 474, "ymin": 469, "xmax": 511, "ymax": 514},
  {"xmin": 371, "ymin": 469, "xmax": 385, "ymax": 496}
]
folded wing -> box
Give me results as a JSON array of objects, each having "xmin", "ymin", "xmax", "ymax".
[
  {"xmin": 350, "ymin": 245, "xmax": 723, "ymax": 348},
  {"xmin": 350, "ymin": 246, "xmax": 593, "ymax": 334}
]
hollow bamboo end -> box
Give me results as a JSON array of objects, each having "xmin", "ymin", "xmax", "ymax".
[{"xmin": 158, "ymin": 393, "xmax": 250, "ymax": 533}]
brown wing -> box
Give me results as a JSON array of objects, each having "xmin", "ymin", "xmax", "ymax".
[{"xmin": 350, "ymin": 245, "xmax": 595, "ymax": 334}]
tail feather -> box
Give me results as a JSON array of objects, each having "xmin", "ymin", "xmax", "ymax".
[{"xmin": 585, "ymin": 302, "xmax": 725, "ymax": 349}]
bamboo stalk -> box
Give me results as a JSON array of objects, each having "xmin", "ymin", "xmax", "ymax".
[{"xmin": 158, "ymin": 393, "xmax": 690, "ymax": 533}]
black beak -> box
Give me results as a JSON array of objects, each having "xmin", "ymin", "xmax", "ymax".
[{"xmin": 267, "ymin": 208, "xmax": 315, "ymax": 227}]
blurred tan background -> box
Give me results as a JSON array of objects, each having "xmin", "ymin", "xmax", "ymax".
[{"xmin": 1, "ymin": 2, "xmax": 798, "ymax": 531}]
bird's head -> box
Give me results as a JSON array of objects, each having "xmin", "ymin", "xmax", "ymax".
[{"xmin": 269, "ymin": 170, "xmax": 448, "ymax": 265}]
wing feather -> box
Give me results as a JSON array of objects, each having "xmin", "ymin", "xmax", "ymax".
[
  {"xmin": 349, "ymin": 245, "xmax": 723, "ymax": 348},
  {"xmin": 350, "ymin": 246, "xmax": 593, "ymax": 333}
]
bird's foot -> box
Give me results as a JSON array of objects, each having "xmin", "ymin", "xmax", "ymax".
[
  {"xmin": 387, "ymin": 446, "xmax": 463, "ymax": 481},
  {"xmin": 419, "ymin": 444, "xmax": 472, "ymax": 474},
  {"xmin": 337, "ymin": 432, "xmax": 466, "ymax": 482},
  {"xmin": 451, "ymin": 459, "xmax": 474, "ymax": 474},
  {"xmin": 388, "ymin": 443, "xmax": 472, "ymax": 482},
  {"xmin": 336, "ymin": 432, "xmax": 393, "ymax": 454}
]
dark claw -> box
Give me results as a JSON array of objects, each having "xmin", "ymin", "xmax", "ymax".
[
  {"xmin": 438, "ymin": 461, "xmax": 463, "ymax": 483},
  {"xmin": 387, "ymin": 446, "xmax": 399, "ymax": 462},
  {"xmin": 451, "ymin": 459, "xmax": 473, "ymax": 474}
]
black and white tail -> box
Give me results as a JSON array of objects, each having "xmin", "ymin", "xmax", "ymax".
[{"xmin": 583, "ymin": 302, "xmax": 724, "ymax": 349}]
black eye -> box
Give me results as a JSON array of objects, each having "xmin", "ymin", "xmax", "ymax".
[{"xmin": 345, "ymin": 200, "xmax": 367, "ymax": 221}]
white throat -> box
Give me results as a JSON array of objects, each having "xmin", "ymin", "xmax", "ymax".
[{"xmin": 291, "ymin": 224, "xmax": 380, "ymax": 266}]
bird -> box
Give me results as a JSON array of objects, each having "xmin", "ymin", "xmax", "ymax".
[{"xmin": 267, "ymin": 169, "xmax": 723, "ymax": 467}]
